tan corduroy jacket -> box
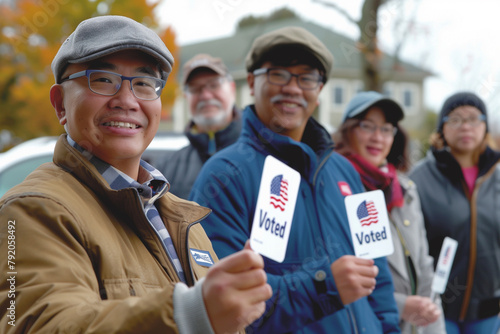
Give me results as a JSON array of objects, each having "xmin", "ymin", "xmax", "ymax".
[{"xmin": 0, "ymin": 135, "xmax": 218, "ymax": 333}]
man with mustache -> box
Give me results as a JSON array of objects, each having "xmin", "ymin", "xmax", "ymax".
[
  {"xmin": 158, "ymin": 54, "xmax": 240, "ymax": 199},
  {"xmin": 190, "ymin": 27, "xmax": 400, "ymax": 333},
  {"xmin": 0, "ymin": 16, "xmax": 271, "ymax": 334}
]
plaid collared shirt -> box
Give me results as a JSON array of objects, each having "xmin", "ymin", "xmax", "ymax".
[{"xmin": 68, "ymin": 136, "xmax": 186, "ymax": 283}]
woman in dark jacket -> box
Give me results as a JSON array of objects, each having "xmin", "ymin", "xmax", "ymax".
[{"xmin": 410, "ymin": 92, "xmax": 500, "ymax": 334}]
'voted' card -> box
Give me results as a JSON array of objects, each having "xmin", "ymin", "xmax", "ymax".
[
  {"xmin": 345, "ymin": 190, "xmax": 394, "ymax": 259},
  {"xmin": 250, "ymin": 156, "xmax": 300, "ymax": 263},
  {"xmin": 431, "ymin": 237, "xmax": 458, "ymax": 295}
]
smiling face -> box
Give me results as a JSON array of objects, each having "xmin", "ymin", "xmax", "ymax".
[
  {"xmin": 350, "ymin": 107, "xmax": 395, "ymax": 167},
  {"xmin": 50, "ymin": 50, "xmax": 162, "ymax": 179},
  {"xmin": 247, "ymin": 62, "xmax": 323, "ymax": 142},
  {"xmin": 185, "ymin": 70, "xmax": 236, "ymax": 132}
]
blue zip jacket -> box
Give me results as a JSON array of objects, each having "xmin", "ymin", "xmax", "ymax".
[{"xmin": 190, "ymin": 106, "xmax": 400, "ymax": 333}]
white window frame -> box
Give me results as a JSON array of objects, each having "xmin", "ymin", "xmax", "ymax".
[
  {"xmin": 398, "ymin": 83, "xmax": 419, "ymax": 115},
  {"xmin": 329, "ymin": 79, "xmax": 349, "ymax": 110}
]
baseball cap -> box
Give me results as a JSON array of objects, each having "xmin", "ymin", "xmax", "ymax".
[
  {"xmin": 245, "ymin": 26, "xmax": 333, "ymax": 81},
  {"xmin": 182, "ymin": 54, "xmax": 229, "ymax": 86},
  {"xmin": 341, "ymin": 91, "xmax": 404, "ymax": 125},
  {"xmin": 51, "ymin": 15, "xmax": 174, "ymax": 83}
]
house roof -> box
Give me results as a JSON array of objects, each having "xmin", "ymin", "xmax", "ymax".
[{"xmin": 178, "ymin": 17, "xmax": 432, "ymax": 82}]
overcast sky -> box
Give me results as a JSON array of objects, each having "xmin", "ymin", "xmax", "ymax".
[{"xmin": 156, "ymin": 0, "xmax": 500, "ymax": 126}]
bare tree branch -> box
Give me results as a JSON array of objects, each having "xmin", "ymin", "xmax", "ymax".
[
  {"xmin": 311, "ymin": 0, "xmax": 358, "ymax": 25},
  {"xmin": 391, "ymin": 0, "xmax": 422, "ymax": 71},
  {"xmin": 314, "ymin": 0, "xmax": 424, "ymax": 92}
]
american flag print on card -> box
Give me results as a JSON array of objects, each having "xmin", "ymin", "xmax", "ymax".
[
  {"xmin": 357, "ymin": 200, "xmax": 378, "ymax": 226},
  {"xmin": 270, "ymin": 175, "xmax": 288, "ymax": 211}
]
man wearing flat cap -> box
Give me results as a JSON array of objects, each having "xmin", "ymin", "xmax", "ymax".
[
  {"xmin": 191, "ymin": 26, "xmax": 400, "ymax": 333},
  {"xmin": 158, "ymin": 53, "xmax": 241, "ymax": 199},
  {"xmin": 0, "ymin": 15, "xmax": 272, "ymax": 334}
]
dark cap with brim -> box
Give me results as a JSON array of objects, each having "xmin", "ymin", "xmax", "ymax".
[
  {"xmin": 51, "ymin": 15, "xmax": 174, "ymax": 83},
  {"xmin": 342, "ymin": 91, "xmax": 404, "ymax": 124},
  {"xmin": 182, "ymin": 54, "xmax": 229, "ymax": 86},
  {"xmin": 245, "ymin": 26, "xmax": 333, "ymax": 80}
]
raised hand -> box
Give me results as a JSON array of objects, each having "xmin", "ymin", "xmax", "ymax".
[{"xmin": 202, "ymin": 242, "xmax": 272, "ymax": 334}]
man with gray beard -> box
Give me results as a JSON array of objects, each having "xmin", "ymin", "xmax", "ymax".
[{"xmin": 157, "ymin": 54, "xmax": 241, "ymax": 199}]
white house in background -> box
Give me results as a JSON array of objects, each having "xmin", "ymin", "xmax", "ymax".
[{"xmin": 170, "ymin": 17, "xmax": 432, "ymax": 133}]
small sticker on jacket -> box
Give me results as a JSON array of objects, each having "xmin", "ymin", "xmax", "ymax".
[
  {"xmin": 190, "ymin": 248, "xmax": 214, "ymax": 267},
  {"xmin": 338, "ymin": 181, "xmax": 352, "ymax": 196}
]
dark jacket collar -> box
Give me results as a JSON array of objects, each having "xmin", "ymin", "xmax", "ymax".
[
  {"xmin": 240, "ymin": 105, "xmax": 334, "ymax": 177},
  {"xmin": 431, "ymin": 145, "xmax": 500, "ymax": 182},
  {"xmin": 185, "ymin": 106, "xmax": 242, "ymax": 162}
]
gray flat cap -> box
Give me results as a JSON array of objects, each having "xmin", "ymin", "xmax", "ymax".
[
  {"xmin": 245, "ymin": 26, "xmax": 333, "ymax": 80},
  {"xmin": 51, "ymin": 15, "xmax": 174, "ymax": 83}
]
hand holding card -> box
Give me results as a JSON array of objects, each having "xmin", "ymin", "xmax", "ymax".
[
  {"xmin": 250, "ymin": 156, "xmax": 300, "ymax": 263},
  {"xmin": 344, "ymin": 190, "xmax": 394, "ymax": 259},
  {"xmin": 331, "ymin": 255, "xmax": 378, "ymax": 305}
]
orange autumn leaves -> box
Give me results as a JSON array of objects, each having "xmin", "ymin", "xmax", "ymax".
[{"xmin": 0, "ymin": 0, "xmax": 178, "ymax": 141}]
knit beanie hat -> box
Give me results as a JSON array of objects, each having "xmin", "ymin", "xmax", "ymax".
[{"xmin": 437, "ymin": 92, "xmax": 488, "ymax": 133}]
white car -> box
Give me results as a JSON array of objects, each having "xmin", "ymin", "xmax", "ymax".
[{"xmin": 0, "ymin": 134, "xmax": 188, "ymax": 197}]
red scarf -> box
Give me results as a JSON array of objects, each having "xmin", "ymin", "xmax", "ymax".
[{"xmin": 345, "ymin": 153, "xmax": 404, "ymax": 212}]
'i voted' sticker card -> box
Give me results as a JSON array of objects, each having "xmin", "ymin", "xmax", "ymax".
[
  {"xmin": 250, "ymin": 155, "xmax": 300, "ymax": 263},
  {"xmin": 431, "ymin": 236, "xmax": 458, "ymax": 299},
  {"xmin": 344, "ymin": 190, "xmax": 394, "ymax": 259}
]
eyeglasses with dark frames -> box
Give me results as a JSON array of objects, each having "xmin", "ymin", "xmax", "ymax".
[
  {"xmin": 252, "ymin": 68, "xmax": 323, "ymax": 90},
  {"xmin": 357, "ymin": 120, "xmax": 397, "ymax": 138},
  {"xmin": 60, "ymin": 69, "xmax": 166, "ymax": 101},
  {"xmin": 443, "ymin": 114, "xmax": 486, "ymax": 129}
]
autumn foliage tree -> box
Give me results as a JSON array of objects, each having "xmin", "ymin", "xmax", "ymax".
[{"xmin": 0, "ymin": 0, "xmax": 178, "ymax": 143}]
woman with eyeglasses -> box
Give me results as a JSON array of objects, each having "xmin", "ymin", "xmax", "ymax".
[
  {"xmin": 410, "ymin": 92, "xmax": 500, "ymax": 334},
  {"xmin": 333, "ymin": 91, "xmax": 446, "ymax": 334}
]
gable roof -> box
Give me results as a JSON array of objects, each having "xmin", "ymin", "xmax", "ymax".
[{"xmin": 178, "ymin": 17, "xmax": 432, "ymax": 81}]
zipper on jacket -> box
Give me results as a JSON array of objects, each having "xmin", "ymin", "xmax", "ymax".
[
  {"xmin": 458, "ymin": 162, "xmax": 498, "ymax": 320},
  {"xmin": 459, "ymin": 171, "xmax": 485, "ymax": 320},
  {"xmin": 312, "ymin": 147, "xmax": 334, "ymax": 187},
  {"xmin": 310, "ymin": 147, "xmax": 360, "ymax": 333},
  {"xmin": 346, "ymin": 305, "xmax": 359, "ymax": 334}
]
